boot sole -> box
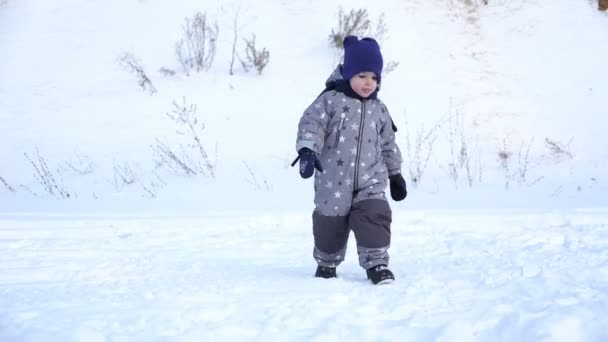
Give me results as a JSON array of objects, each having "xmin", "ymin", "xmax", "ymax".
[{"xmin": 374, "ymin": 277, "xmax": 395, "ymax": 285}]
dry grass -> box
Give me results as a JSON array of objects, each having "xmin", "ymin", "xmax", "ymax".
[{"xmin": 329, "ymin": 8, "xmax": 370, "ymax": 49}]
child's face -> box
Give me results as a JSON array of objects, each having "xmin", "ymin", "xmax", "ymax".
[{"xmin": 349, "ymin": 72, "xmax": 378, "ymax": 98}]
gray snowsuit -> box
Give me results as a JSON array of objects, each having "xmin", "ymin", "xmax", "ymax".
[{"xmin": 296, "ymin": 66, "xmax": 402, "ymax": 269}]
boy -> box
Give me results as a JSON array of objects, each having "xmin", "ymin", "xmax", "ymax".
[{"xmin": 294, "ymin": 36, "xmax": 407, "ymax": 285}]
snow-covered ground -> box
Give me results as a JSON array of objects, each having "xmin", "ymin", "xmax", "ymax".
[
  {"xmin": 1, "ymin": 209, "xmax": 608, "ymax": 341},
  {"xmin": 1, "ymin": 0, "xmax": 608, "ymax": 340}
]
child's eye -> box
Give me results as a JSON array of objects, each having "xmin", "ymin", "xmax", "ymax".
[{"xmin": 371, "ymin": 76, "xmax": 378, "ymax": 81}]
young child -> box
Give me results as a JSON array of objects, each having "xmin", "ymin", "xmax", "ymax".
[{"xmin": 294, "ymin": 36, "xmax": 407, "ymax": 285}]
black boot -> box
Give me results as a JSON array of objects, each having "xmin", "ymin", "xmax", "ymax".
[
  {"xmin": 366, "ymin": 265, "xmax": 395, "ymax": 285},
  {"xmin": 315, "ymin": 266, "xmax": 337, "ymax": 279}
]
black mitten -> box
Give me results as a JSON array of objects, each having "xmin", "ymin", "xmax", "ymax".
[
  {"xmin": 389, "ymin": 174, "xmax": 407, "ymax": 201},
  {"xmin": 298, "ymin": 148, "xmax": 324, "ymax": 179}
]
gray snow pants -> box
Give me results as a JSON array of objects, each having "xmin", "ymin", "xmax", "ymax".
[{"xmin": 312, "ymin": 198, "xmax": 391, "ymax": 270}]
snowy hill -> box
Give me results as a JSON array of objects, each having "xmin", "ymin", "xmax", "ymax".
[
  {"xmin": 1, "ymin": 0, "xmax": 607, "ymax": 210},
  {"xmin": 1, "ymin": 0, "xmax": 608, "ymax": 340}
]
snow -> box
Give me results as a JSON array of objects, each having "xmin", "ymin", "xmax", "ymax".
[
  {"xmin": 2, "ymin": 210, "xmax": 608, "ymax": 341},
  {"xmin": 1, "ymin": 0, "xmax": 608, "ymax": 340}
]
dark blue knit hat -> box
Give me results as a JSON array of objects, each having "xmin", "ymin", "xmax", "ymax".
[{"xmin": 342, "ymin": 36, "xmax": 383, "ymax": 84}]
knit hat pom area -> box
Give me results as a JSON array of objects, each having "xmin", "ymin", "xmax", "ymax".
[{"xmin": 342, "ymin": 35, "xmax": 383, "ymax": 84}]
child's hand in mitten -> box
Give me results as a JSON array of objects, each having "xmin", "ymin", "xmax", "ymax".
[
  {"xmin": 298, "ymin": 148, "xmax": 324, "ymax": 179},
  {"xmin": 389, "ymin": 174, "xmax": 407, "ymax": 201}
]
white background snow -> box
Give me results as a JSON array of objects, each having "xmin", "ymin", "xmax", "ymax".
[{"xmin": 1, "ymin": 0, "xmax": 607, "ymax": 340}]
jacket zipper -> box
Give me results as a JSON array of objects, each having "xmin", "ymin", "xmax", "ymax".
[
  {"xmin": 353, "ymin": 101, "xmax": 365, "ymax": 193},
  {"xmin": 333, "ymin": 113, "xmax": 346, "ymax": 149}
]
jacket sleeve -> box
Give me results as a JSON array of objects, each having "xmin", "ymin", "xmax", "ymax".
[
  {"xmin": 295, "ymin": 94, "xmax": 331, "ymax": 154},
  {"xmin": 379, "ymin": 104, "xmax": 402, "ymax": 176}
]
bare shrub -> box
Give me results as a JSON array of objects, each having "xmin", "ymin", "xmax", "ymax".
[
  {"xmin": 167, "ymin": 98, "xmax": 215, "ymax": 176},
  {"xmin": 158, "ymin": 67, "xmax": 176, "ymax": 77},
  {"xmin": 112, "ymin": 161, "xmax": 138, "ymax": 192},
  {"xmin": 228, "ymin": 9, "xmax": 270, "ymax": 75},
  {"xmin": 229, "ymin": 8, "xmax": 242, "ymax": 76},
  {"xmin": 402, "ymin": 112, "xmax": 441, "ymax": 187},
  {"xmin": 141, "ymin": 171, "xmax": 166, "ymax": 199},
  {"xmin": 444, "ymin": 113, "xmax": 462, "ymax": 187},
  {"xmin": 175, "ymin": 12, "xmax": 218, "ymax": 74},
  {"xmin": 441, "ymin": 109, "xmax": 482, "ymax": 188},
  {"xmin": 514, "ymin": 138, "xmax": 543, "ymax": 186},
  {"xmin": 511, "ymin": 137, "xmax": 544, "ymax": 186},
  {"xmin": 243, "ymin": 161, "xmax": 273, "ymax": 191},
  {"xmin": 239, "ymin": 34, "xmax": 270, "ymax": 75},
  {"xmin": 119, "ymin": 52, "xmax": 156, "ymax": 95},
  {"xmin": 63, "ymin": 153, "xmax": 94, "ymax": 175},
  {"xmin": 153, "ymin": 98, "xmax": 215, "ymax": 177},
  {"xmin": 19, "ymin": 184, "xmax": 39, "ymax": 197},
  {"xmin": 329, "ymin": 8, "xmax": 389, "ymax": 49},
  {"xmin": 495, "ymin": 137, "xmax": 544, "ymax": 189},
  {"xmin": 371, "ymin": 13, "xmax": 388, "ymax": 43},
  {"xmin": 329, "ymin": 8, "xmax": 370, "ymax": 49},
  {"xmin": 497, "ymin": 139, "xmax": 512, "ymax": 189},
  {"xmin": 24, "ymin": 150, "xmax": 70, "ymax": 198},
  {"xmin": 383, "ymin": 61, "xmax": 400, "ymax": 75},
  {"xmin": 600, "ymin": 0, "xmax": 608, "ymax": 11},
  {"xmin": 544, "ymin": 137, "xmax": 573, "ymax": 163},
  {"xmin": 0, "ymin": 176, "xmax": 16, "ymax": 193},
  {"xmin": 152, "ymin": 139, "xmax": 198, "ymax": 176},
  {"xmin": 453, "ymin": 0, "xmax": 489, "ymax": 9}
]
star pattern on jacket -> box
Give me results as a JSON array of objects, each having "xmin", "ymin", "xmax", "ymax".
[{"xmin": 297, "ymin": 83, "xmax": 402, "ymax": 216}]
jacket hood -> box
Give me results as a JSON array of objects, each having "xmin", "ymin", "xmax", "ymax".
[{"xmin": 324, "ymin": 64, "xmax": 345, "ymax": 87}]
